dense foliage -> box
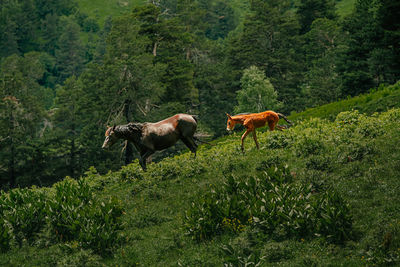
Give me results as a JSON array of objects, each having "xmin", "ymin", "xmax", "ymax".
[
  {"xmin": 184, "ymin": 164, "xmax": 352, "ymax": 243},
  {"xmin": 0, "ymin": 178, "xmax": 124, "ymax": 255},
  {"xmin": 1, "ymin": 0, "xmax": 399, "ymax": 265},
  {"xmin": 0, "ymin": 104, "xmax": 399, "ymax": 265},
  {"xmin": 0, "ymin": 0, "xmax": 399, "ymax": 193}
]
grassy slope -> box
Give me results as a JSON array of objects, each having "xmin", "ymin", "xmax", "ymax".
[
  {"xmin": 289, "ymin": 82, "xmax": 400, "ymax": 121},
  {"xmin": 1, "ymin": 84, "xmax": 400, "ymax": 266},
  {"xmin": 336, "ymin": 0, "xmax": 357, "ymax": 18},
  {"xmin": 78, "ymin": 0, "xmax": 146, "ymax": 26},
  {"xmin": 77, "ymin": 0, "xmax": 357, "ymax": 27}
]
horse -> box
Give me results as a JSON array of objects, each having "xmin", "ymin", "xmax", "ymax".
[
  {"xmin": 102, "ymin": 114, "xmax": 200, "ymax": 171},
  {"xmin": 226, "ymin": 110, "xmax": 292, "ymax": 152}
]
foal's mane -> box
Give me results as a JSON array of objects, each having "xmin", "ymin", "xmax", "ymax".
[{"xmin": 233, "ymin": 112, "xmax": 252, "ymax": 116}]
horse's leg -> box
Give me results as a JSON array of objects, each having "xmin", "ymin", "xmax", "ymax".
[
  {"xmin": 139, "ymin": 149, "xmax": 154, "ymax": 171},
  {"xmin": 241, "ymin": 130, "xmax": 251, "ymax": 153},
  {"xmin": 252, "ymin": 130, "xmax": 260, "ymax": 149},
  {"xmin": 181, "ymin": 137, "xmax": 198, "ymax": 158}
]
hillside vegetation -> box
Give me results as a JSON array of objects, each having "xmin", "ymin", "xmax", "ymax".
[
  {"xmin": 1, "ymin": 83, "xmax": 399, "ymax": 266},
  {"xmin": 3, "ymin": 0, "xmax": 399, "ymax": 190},
  {"xmin": 290, "ymin": 81, "xmax": 400, "ymax": 121},
  {"xmin": 78, "ymin": 0, "xmax": 146, "ymax": 26}
]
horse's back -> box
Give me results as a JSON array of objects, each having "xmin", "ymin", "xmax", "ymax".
[
  {"xmin": 176, "ymin": 114, "xmax": 197, "ymax": 137},
  {"xmin": 150, "ymin": 114, "xmax": 196, "ymax": 137}
]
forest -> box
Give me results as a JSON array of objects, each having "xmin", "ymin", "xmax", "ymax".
[{"xmin": 1, "ymin": 0, "xmax": 399, "ymax": 189}]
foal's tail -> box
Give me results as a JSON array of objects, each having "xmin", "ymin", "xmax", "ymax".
[{"xmin": 277, "ymin": 113, "xmax": 293, "ymax": 127}]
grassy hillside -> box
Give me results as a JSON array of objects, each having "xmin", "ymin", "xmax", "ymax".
[
  {"xmin": 78, "ymin": 0, "xmax": 146, "ymax": 26},
  {"xmin": 290, "ymin": 81, "xmax": 400, "ymax": 122},
  {"xmin": 1, "ymin": 83, "xmax": 400, "ymax": 266},
  {"xmin": 336, "ymin": 0, "xmax": 357, "ymax": 18}
]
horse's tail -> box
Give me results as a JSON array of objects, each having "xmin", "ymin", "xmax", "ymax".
[
  {"xmin": 193, "ymin": 136, "xmax": 214, "ymax": 146},
  {"xmin": 277, "ymin": 113, "xmax": 293, "ymax": 127},
  {"xmin": 190, "ymin": 115, "xmax": 198, "ymax": 123}
]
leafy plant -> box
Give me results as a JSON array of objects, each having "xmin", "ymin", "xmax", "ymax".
[
  {"xmin": 294, "ymin": 129, "xmax": 326, "ymax": 157},
  {"xmin": 0, "ymin": 217, "xmax": 11, "ymax": 252},
  {"xmin": 184, "ymin": 164, "xmax": 352, "ymax": 242},
  {"xmin": 221, "ymin": 243, "xmax": 265, "ymax": 267},
  {"xmin": 0, "ymin": 188, "xmax": 47, "ymax": 247},
  {"xmin": 46, "ymin": 178, "xmax": 124, "ymax": 254}
]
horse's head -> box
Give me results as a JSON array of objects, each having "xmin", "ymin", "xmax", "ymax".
[
  {"xmin": 102, "ymin": 125, "xmax": 118, "ymax": 149},
  {"xmin": 226, "ymin": 113, "xmax": 236, "ymax": 131}
]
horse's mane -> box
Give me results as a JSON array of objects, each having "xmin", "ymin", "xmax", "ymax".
[
  {"xmin": 114, "ymin": 123, "xmax": 144, "ymax": 139},
  {"xmin": 127, "ymin": 122, "xmax": 144, "ymax": 133}
]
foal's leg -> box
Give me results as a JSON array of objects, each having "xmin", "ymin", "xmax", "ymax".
[
  {"xmin": 241, "ymin": 130, "xmax": 251, "ymax": 153},
  {"xmin": 268, "ymin": 120, "xmax": 276, "ymax": 131},
  {"xmin": 252, "ymin": 130, "xmax": 260, "ymax": 149}
]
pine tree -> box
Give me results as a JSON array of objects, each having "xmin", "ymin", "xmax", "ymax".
[
  {"xmin": 302, "ymin": 18, "xmax": 344, "ymax": 105},
  {"xmin": 296, "ymin": 0, "xmax": 337, "ymax": 34},
  {"xmin": 55, "ymin": 18, "xmax": 85, "ymax": 83},
  {"xmin": 339, "ymin": 0, "xmax": 379, "ymax": 96},
  {"xmin": 226, "ymin": 0, "xmax": 303, "ymax": 113},
  {"xmin": 0, "ymin": 53, "xmax": 47, "ymax": 187}
]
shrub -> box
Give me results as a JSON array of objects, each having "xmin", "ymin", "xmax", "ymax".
[
  {"xmin": 0, "ymin": 217, "xmax": 12, "ymax": 252},
  {"xmin": 335, "ymin": 110, "xmax": 362, "ymax": 126},
  {"xmin": 312, "ymin": 191, "xmax": 353, "ymax": 243},
  {"xmin": 0, "ymin": 188, "xmax": 46, "ymax": 247},
  {"xmin": 264, "ymin": 131, "xmax": 293, "ymax": 149},
  {"xmin": 294, "ymin": 130, "xmax": 326, "ymax": 157},
  {"xmin": 118, "ymin": 164, "xmax": 144, "ymax": 181},
  {"xmin": 149, "ymin": 156, "xmax": 206, "ymax": 181},
  {"xmin": 337, "ymin": 140, "xmax": 375, "ymax": 163},
  {"xmin": 355, "ymin": 115, "xmax": 385, "ymax": 138},
  {"xmin": 184, "ymin": 165, "xmax": 352, "ymax": 243},
  {"xmin": 47, "ymin": 178, "xmax": 124, "ymax": 254},
  {"xmin": 305, "ymin": 154, "xmax": 334, "ymax": 171},
  {"xmin": 221, "ymin": 243, "xmax": 265, "ymax": 266}
]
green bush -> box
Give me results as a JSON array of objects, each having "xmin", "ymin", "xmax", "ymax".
[
  {"xmin": 0, "ymin": 188, "xmax": 46, "ymax": 247},
  {"xmin": 312, "ymin": 191, "xmax": 353, "ymax": 243},
  {"xmin": 337, "ymin": 140, "xmax": 375, "ymax": 163},
  {"xmin": 264, "ymin": 131, "xmax": 293, "ymax": 149},
  {"xmin": 0, "ymin": 217, "xmax": 12, "ymax": 252},
  {"xmin": 149, "ymin": 155, "xmax": 206, "ymax": 181},
  {"xmin": 305, "ymin": 154, "xmax": 334, "ymax": 171},
  {"xmin": 184, "ymin": 165, "xmax": 352, "ymax": 243},
  {"xmin": 335, "ymin": 110, "xmax": 362, "ymax": 126},
  {"xmin": 47, "ymin": 178, "xmax": 124, "ymax": 254},
  {"xmin": 118, "ymin": 163, "xmax": 144, "ymax": 181},
  {"xmin": 294, "ymin": 131, "xmax": 326, "ymax": 157}
]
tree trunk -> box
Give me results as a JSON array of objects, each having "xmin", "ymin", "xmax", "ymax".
[
  {"xmin": 9, "ymin": 139, "xmax": 16, "ymax": 188},
  {"xmin": 123, "ymin": 99, "xmax": 133, "ymax": 165}
]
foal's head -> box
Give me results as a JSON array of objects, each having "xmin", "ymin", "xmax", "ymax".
[
  {"xmin": 226, "ymin": 113, "xmax": 236, "ymax": 131},
  {"xmin": 102, "ymin": 125, "xmax": 118, "ymax": 149}
]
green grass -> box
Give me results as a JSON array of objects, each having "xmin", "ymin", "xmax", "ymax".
[
  {"xmin": 289, "ymin": 81, "xmax": 400, "ymax": 122},
  {"xmin": 1, "ymin": 83, "xmax": 400, "ymax": 265},
  {"xmin": 336, "ymin": 0, "xmax": 357, "ymax": 18},
  {"xmin": 78, "ymin": 0, "xmax": 146, "ymax": 26}
]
